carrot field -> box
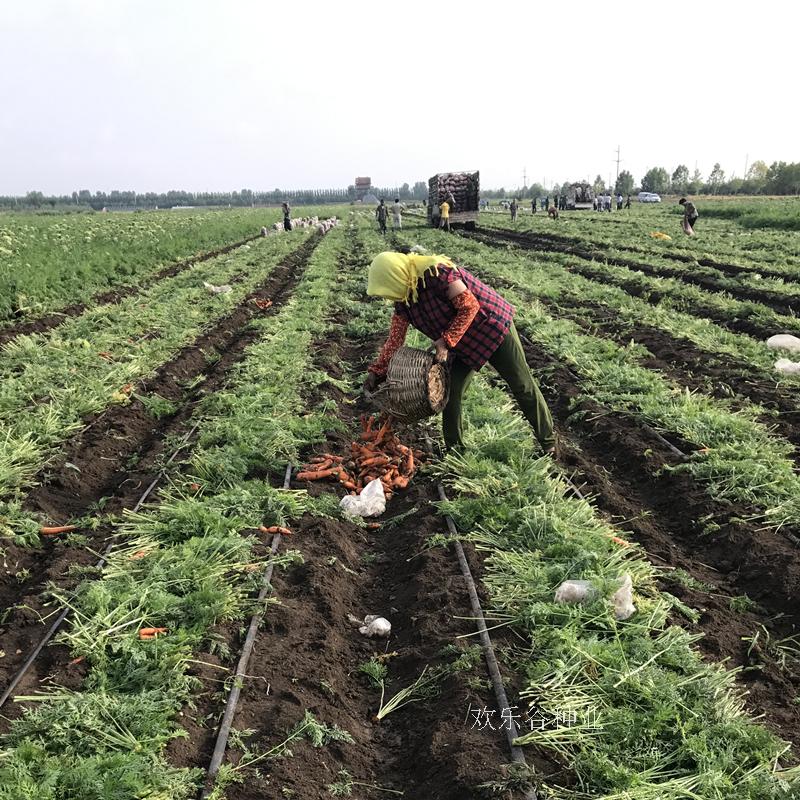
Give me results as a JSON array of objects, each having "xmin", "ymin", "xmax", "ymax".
[{"xmin": 0, "ymin": 201, "xmax": 798, "ymax": 800}]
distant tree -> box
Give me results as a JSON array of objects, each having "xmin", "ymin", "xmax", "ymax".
[
  {"xmin": 614, "ymin": 170, "xmax": 634, "ymax": 195},
  {"xmin": 592, "ymin": 174, "xmax": 606, "ymax": 194},
  {"xmin": 746, "ymin": 160, "xmax": 768, "ymax": 181},
  {"xmin": 707, "ymin": 163, "xmax": 725, "ymax": 193},
  {"xmin": 641, "ymin": 167, "xmax": 670, "ymax": 194},
  {"xmin": 766, "ymin": 161, "xmax": 800, "ymax": 194},
  {"xmin": 412, "ymin": 181, "xmax": 427, "ymax": 200},
  {"xmin": 671, "ymin": 165, "xmax": 689, "ymax": 194},
  {"xmin": 25, "ymin": 191, "xmax": 44, "ymax": 208}
]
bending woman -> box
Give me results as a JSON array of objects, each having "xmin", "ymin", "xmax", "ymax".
[{"xmin": 364, "ymin": 251, "xmax": 555, "ymax": 455}]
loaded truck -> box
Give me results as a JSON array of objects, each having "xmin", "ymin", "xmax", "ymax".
[
  {"xmin": 427, "ymin": 171, "xmax": 479, "ymax": 230},
  {"xmin": 565, "ymin": 182, "xmax": 595, "ymax": 210}
]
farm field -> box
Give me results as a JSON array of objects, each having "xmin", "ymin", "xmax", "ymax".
[{"xmin": 0, "ymin": 201, "xmax": 799, "ymax": 800}]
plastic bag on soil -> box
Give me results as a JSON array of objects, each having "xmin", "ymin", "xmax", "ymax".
[
  {"xmin": 203, "ymin": 281, "xmax": 233, "ymax": 295},
  {"xmin": 611, "ymin": 574, "xmax": 636, "ymax": 620},
  {"xmin": 554, "ymin": 580, "xmax": 596, "ymax": 604},
  {"xmin": 775, "ymin": 358, "xmax": 800, "ymax": 375},
  {"xmin": 554, "ymin": 574, "xmax": 636, "ymax": 620},
  {"xmin": 339, "ymin": 478, "xmax": 386, "ymax": 518},
  {"xmin": 682, "ymin": 218, "xmax": 695, "ymax": 236},
  {"xmin": 767, "ymin": 334, "xmax": 800, "ymax": 354},
  {"xmin": 348, "ymin": 613, "xmax": 392, "ymax": 638}
]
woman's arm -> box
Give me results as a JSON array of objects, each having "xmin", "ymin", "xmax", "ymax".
[
  {"xmin": 368, "ymin": 313, "xmax": 409, "ymax": 377},
  {"xmin": 431, "ymin": 280, "xmax": 480, "ymax": 360}
]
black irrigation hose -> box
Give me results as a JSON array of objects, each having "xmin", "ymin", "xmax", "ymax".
[
  {"xmin": 200, "ymin": 462, "xmax": 293, "ymax": 799},
  {"xmin": 435, "ymin": 481, "xmax": 538, "ymax": 800},
  {"xmin": 0, "ymin": 422, "xmax": 200, "ymax": 709}
]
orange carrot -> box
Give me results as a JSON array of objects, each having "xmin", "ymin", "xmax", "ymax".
[
  {"xmin": 260, "ymin": 525, "xmax": 293, "ymax": 536},
  {"xmin": 296, "ymin": 468, "xmax": 340, "ymax": 481},
  {"xmin": 189, "ymin": 482, "xmax": 202, "ymax": 491},
  {"xmin": 139, "ymin": 627, "xmax": 167, "ymax": 640},
  {"xmin": 130, "ymin": 550, "xmax": 149, "ymax": 560},
  {"xmin": 610, "ymin": 535, "xmax": 631, "ymax": 547},
  {"xmin": 366, "ymin": 522, "xmax": 381, "ymax": 529},
  {"xmin": 405, "ymin": 449, "xmax": 415, "ymax": 475},
  {"xmin": 69, "ymin": 656, "xmax": 85, "ymax": 665},
  {"xmin": 393, "ymin": 475, "xmax": 410, "ymax": 490},
  {"xmin": 40, "ymin": 525, "xmax": 77, "ymax": 535},
  {"xmin": 361, "ymin": 455, "xmax": 390, "ymax": 468},
  {"xmin": 341, "ymin": 480, "xmax": 358, "ymax": 491}
]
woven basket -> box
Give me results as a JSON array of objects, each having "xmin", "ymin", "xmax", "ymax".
[{"xmin": 369, "ymin": 346, "xmax": 450, "ymax": 423}]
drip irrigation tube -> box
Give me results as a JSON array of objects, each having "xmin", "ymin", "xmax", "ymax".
[
  {"xmin": 0, "ymin": 422, "xmax": 200, "ymax": 709},
  {"xmin": 199, "ymin": 462, "xmax": 293, "ymax": 799},
  {"xmin": 435, "ymin": 482, "xmax": 538, "ymax": 800}
]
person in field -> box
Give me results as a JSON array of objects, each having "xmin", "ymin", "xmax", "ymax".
[
  {"xmin": 375, "ymin": 199, "xmax": 389, "ymax": 235},
  {"xmin": 363, "ymin": 251, "xmax": 556, "ymax": 455},
  {"xmin": 510, "ymin": 198, "xmax": 518, "ymax": 221},
  {"xmin": 548, "ymin": 205, "xmax": 559, "ymax": 220},
  {"xmin": 531, "ymin": 197, "xmax": 537, "ymax": 214},
  {"xmin": 282, "ymin": 202, "xmax": 292, "ymax": 231},
  {"xmin": 391, "ymin": 198, "xmax": 405, "ymax": 231},
  {"xmin": 679, "ymin": 197, "xmax": 699, "ymax": 234},
  {"xmin": 439, "ymin": 198, "xmax": 451, "ymax": 231}
]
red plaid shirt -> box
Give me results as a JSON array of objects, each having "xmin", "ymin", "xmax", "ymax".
[{"xmin": 390, "ymin": 265, "xmax": 515, "ymax": 371}]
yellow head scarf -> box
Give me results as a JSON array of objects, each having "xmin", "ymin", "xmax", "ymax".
[{"xmin": 367, "ymin": 251, "xmax": 456, "ymax": 304}]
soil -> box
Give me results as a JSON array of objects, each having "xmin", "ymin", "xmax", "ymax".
[
  {"xmin": 471, "ymin": 227, "xmax": 800, "ymax": 318},
  {"xmin": 0, "ymin": 234, "xmax": 321, "ymax": 712},
  {"xmin": 166, "ymin": 224, "xmax": 536, "ymax": 798},
  {"xmin": 516, "ymin": 336, "xmax": 800, "ymax": 749},
  {"xmin": 0, "ymin": 234, "xmax": 261, "ymax": 349}
]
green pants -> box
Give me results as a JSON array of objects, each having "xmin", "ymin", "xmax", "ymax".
[{"xmin": 442, "ymin": 322, "xmax": 555, "ymax": 451}]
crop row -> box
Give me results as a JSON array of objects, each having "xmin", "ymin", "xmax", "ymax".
[
  {"xmin": 0, "ymin": 208, "xmax": 292, "ymax": 325},
  {"xmin": 0, "ymin": 230, "xmax": 311, "ymax": 540},
  {"xmin": 455, "ymin": 232, "xmax": 800, "ymax": 390},
  {"xmin": 438, "ymin": 375, "xmax": 798, "ymax": 799},
  {"xmin": 401, "ymin": 225, "xmax": 800, "ymax": 532},
  {"xmin": 483, "ymin": 206, "xmax": 800, "ymax": 277},
  {"xmin": 0, "ymin": 224, "xmax": 354, "ymax": 798},
  {"xmin": 355, "ymin": 215, "xmax": 800, "ymax": 797}
]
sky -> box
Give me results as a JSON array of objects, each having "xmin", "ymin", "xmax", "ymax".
[{"xmin": 1, "ymin": 0, "xmax": 798, "ymax": 195}]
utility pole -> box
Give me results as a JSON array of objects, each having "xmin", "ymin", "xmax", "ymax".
[
  {"xmin": 614, "ymin": 145, "xmax": 621, "ymax": 189},
  {"xmin": 522, "ymin": 166, "xmax": 527, "ymax": 189},
  {"xmin": 744, "ymin": 153, "xmax": 749, "ymax": 179}
]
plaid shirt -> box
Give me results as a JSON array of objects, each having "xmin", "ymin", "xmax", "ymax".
[{"xmin": 395, "ymin": 265, "xmax": 514, "ymax": 371}]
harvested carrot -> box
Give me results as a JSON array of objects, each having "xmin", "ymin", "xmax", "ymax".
[
  {"xmin": 366, "ymin": 522, "xmax": 381, "ymax": 529},
  {"xmin": 610, "ymin": 535, "xmax": 631, "ymax": 547},
  {"xmin": 130, "ymin": 550, "xmax": 149, "ymax": 560},
  {"xmin": 69, "ymin": 656, "xmax": 85, "ymax": 665},
  {"xmin": 260, "ymin": 525, "xmax": 293, "ymax": 536},
  {"xmin": 189, "ymin": 482, "xmax": 202, "ymax": 492},
  {"xmin": 296, "ymin": 468, "xmax": 340, "ymax": 481},
  {"xmin": 361, "ymin": 455, "xmax": 390, "ymax": 468},
  {"xmin": 404, "ymin": 449, "xmax": 415, "ymax": 475},
  {"xmin": 393, "ymin": 475, "xmax": 410, "ymax": 490},
  {"xmin": 139, "ymin": 627, "xmax": 167, "ymax": 640},
  {"xmin": 41, "ymin": 525, "xmax": 77, "ymax": 535}
]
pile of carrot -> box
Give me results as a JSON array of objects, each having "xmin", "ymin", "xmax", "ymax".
[
  {"xmin": 139, "ymin": 627, "xmax": 167, "ymax": 640},
  {"xmin": 296, "ymin": 416, "xmax": 423, "ymax": 500}
]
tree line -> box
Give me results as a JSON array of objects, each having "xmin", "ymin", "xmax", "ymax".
[{"xmin": 0, "ymin": 182, "xmax": 430, "ymax": 211}]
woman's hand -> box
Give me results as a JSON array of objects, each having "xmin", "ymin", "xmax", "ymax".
[{"xmin": 433, "ymin": 338, "xmax": 449, "ymax": 363}]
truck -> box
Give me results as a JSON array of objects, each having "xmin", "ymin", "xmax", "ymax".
[
  {"xmin": 427, "ymin": 171, "xmax": 479, "ymax": 230},
  {"xmin": 565, "ymin": 182, "xmax": 595, "ymax": 210}
]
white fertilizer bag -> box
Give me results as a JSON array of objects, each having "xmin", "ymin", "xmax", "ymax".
[{"xmin": 775, "ymin": 358, "xmax": 800, "ymax": 375}]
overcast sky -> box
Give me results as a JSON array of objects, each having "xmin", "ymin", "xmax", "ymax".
[{"xmin": 2, "ymin": 0, "xmax": 798, "ymax": 195}]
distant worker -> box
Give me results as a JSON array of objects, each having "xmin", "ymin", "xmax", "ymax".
[
  {"xmin": 605, "ymin": 194, "xmax": 612, "ymax": 212},
  {"xmin": 439, "ymin": 197, "xmax": 451, "ymax": 232},
  {"xmin": 391, "ymin": 198, "xmax": 405, "ymax": 231},
  {"xmin": 282, "ymin": 202, "xmax": 292, "ymax": 231},
  {"xmin": 616, "ymin": 193, "xmax": 623, "ymax": 211},
  {"xmin": 625, "ymin": 194, "xmax": 631, "ymax": 209},
  {"xmin": 679, "ymin": 197, "xmax": 699, "ymax": 234},
  {"xmin": 376, "ymin": 198, "xmax": 389, "ymax": 235},
  {"xmin": 260, "ymin": 226, "xmax": 268, "ymax": 237},
  {"xmin": 548, "ymin": 206, "xmax": 559, "ymax": 220},
  {"xmin": 545, "ymin": 195, "xmax": 550, "ymax": 211},
  {"xmin": 510, "ymin": 198, "xmax": 518, "ymax": 221},
  {"xmin": 531, "ymin": 197, "xmax": 537, "ymax": 214}
]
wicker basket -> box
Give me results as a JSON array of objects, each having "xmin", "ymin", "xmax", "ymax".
[{"xmin": 369, "ymin": 346, "xmax": 450, "ymax": 423}]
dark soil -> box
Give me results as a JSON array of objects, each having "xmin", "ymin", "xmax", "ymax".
[
  {"xmin": 518, "ymin": 336, "xmax": 800, "ymax": 749},
  {"xmin": 0, "ymin": 234, "xmax": 261, "ymax": 348},
  {"xmin": 471, "ymin": 227, "xmax": 799, "ymax": 318},
  {"xmin": 0, "ymin": 235, "xmax": 321, "ymax": 711},
  {"xmin": 168, "ymin": 225, "xmax": 531, "ymax": 798}
]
